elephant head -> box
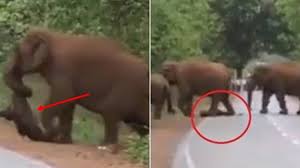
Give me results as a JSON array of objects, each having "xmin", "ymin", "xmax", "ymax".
[
  {"xmin": 246, "ymin": 65, "xmax": 269, "ymax": 108},
  {"xmin": 3, "ymin": 31, "xmax": 49, "ymax": 97},
  {"xmin": 161, "ymin": 61, "xmax": 179, "ymax": 85}
]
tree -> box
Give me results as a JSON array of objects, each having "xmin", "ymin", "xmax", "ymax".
[
  {"xmin": 210, "ymin": 0, "xmax": 296, "ymax": 77},
  {"xmin": 276, "ymin": 0, "xmax": 300, "ymax": 57},
  {"xmin": 0, "ymin": 0, "xmax": 149, "ymax": 62},
  {"xmin": 151, "ymin": 0, "xmax": 221, "ymax": 70}
]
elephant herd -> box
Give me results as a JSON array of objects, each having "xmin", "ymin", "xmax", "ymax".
[
  {"xmin": 152, "ymin": 60, "xmax": 300, "ymax": 119},
  {"xmin": 1, "ymin": 28, "xmax": 300, "ymax": 154},
  {"xmin": 0, "ymin": 28, "xmax": 149, "ymax": 153},
  {"xmin": 151, "ymin": 59, "xmax": 236, "ymax": 118}
]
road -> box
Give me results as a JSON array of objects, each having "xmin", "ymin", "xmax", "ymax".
[
  {"xmin": 0, "ymin": 147, "xmax": 52, "ymax": 168},
  {"xmin": 172, "ymin": 91, "xmax": 300, "ymax": 168}
]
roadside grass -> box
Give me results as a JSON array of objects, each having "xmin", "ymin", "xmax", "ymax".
[
  {"xmin": 0, "ymin": 68, "xmax": 148, "ymax": 166},
  {"xmin": 124, "ymin": 135, "xmax": 149, "ymax": 166}
]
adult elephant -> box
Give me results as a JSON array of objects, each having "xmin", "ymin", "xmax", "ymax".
[
  {"xmin": 247, "ymin": 62, "xmax": 300, "ymax": 115},
  {"xmin": 3, "ymin": 28, "xmax": 149, "ymax": 148},
  {"xmin": 161, "ymin": 59, "xmax": 235, "ymax": 116},
  {"xmin": 151, "ymin": 73, "xmax": 175, "ymax": 119}
]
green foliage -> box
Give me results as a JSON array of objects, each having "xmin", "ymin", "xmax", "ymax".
[
  {"xmin": 152, "ymin": 0, "xmax": 299, "ymax": 75},
  {"xmin": 0, "ymin": 0, "xmax": 149, "ymax": 62},
  {"xmin": 125, "ymin": 135, "xmax": 149, "ymax": 165},
  {"xmin": 211, "ymin": 0, "xmax": 296, "ymax": 74},
  {"xmin": 72, "ymin": 111, "xmax": 104, "ymax": 145},
  {"xmin": 276, "ymin": 0, "xmax": 300, "ymax": 57},
  {"xmin": 151, "ymin": 0, "xmax": 222, "ymax": 70}
]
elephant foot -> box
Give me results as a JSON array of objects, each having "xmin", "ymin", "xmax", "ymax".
[
  {"xmin": 182, "ymin": 110, "xmax": 190, "ymax": 117},
  {"xmin": 153, "ymin": 112, "xmax": 162, "ymax": 120},
  {"xmin": 279, "ymin": 110, "xmax": 288, "ymax": 115},
  {"xmin": 297, "ymin": 110, "xmax": 300, "ymax": 115},
  {"xmin": 199, "ymin": 109, "xmax": 218, "ymax": 117},
  {"xmin": 224, "ymin": 111, "xmax": 235, "ymax": 116},
  {"xmin": 153, "ymin": 115, "xmax": 161, "ymax": 120},
  {"xmin": 167, "ymin": 108, "xmax": 176, "ymax": 115},
  {"xmin": 52, "ymin": 134, "xmax": 73, "ymax": 144},
  {"xmin": 260, "ymin": 109, "xmax": 268, "ymax": 114}
]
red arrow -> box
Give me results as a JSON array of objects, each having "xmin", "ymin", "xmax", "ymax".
[{"xmin": 37, "ymin": 93, "xmax": 91, "ymax": 112}]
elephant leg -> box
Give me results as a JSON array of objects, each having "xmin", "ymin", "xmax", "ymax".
[
  {"xmin": 178, "ymin": 96, "xmax": 186, "ymax": 116},
  {"xmin": 102, "ymin": 116, "xmax": 119, "ymax": 145},
  {"xmin": 41, "ymin": 76, "xmax": 75, "ymax": 142},
  {"xmin": 41, "ymin": 108, "xmax": 58, "ymax": 140},
  {"xmin": 297, "ymin": 97, "xmax": 300, "ymax": 115},
  {"xmin": 165, "ymin": 87, "xmax": 175, "ymax": 114},
  {"xmin": 153, "ymin": 102, "xmax": 163, "ymax": 120},
  {"xmin": 57, "ymin": 106, "xmax": 75, "ymax": 143},
  {"xmin": 275, "ymin": 91, "xmax": 288, "ymax": 115},
  {"xmin": 222, "ymin": 94, "xmax": 235, "ymax": 115},
  {"xmin": 178, "ymin": 95, "xmax": 192, "ymax": 117},
  {"xmin": 185, "ymin": 96, "xmax": 193, "ymax": 116},
  {"xmin": 208, "ymin": 95, "xmax": 221, "ymax": 116},
  {"xmin": 260, "ymin": 90, "xmax": 272, "ymax": 114}
]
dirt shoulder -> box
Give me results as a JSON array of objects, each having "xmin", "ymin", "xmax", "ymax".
[
  {"xmin": 151, "ymin": 114, "xmax": 192, "ymax": 168},
  {"xmin": 0, "ymin": 118, "xmax": 144, "ymax": 168}
]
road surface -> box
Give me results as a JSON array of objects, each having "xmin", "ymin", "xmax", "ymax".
[
  {"xmin": 172, "ymin": 91, "xmax": 300, "ymax": 168},
  {"xmin": 0, "ymin": 147, "xmax": 52, "ymax": 168}
]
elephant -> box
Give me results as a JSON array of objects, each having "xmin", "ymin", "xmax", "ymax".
[
  {"xmin": 247, "ymin": 62, "xmax": 300, "ymax": 115},
  {"xmin": 161, "ymin": 59, "xmax": 235, "ymax": 116},
  {"xmin": 151, "ymin": 73, "xmax": 175, "ymax": 119},
  {"xmin": 0, "ymin": 93, "xmax": 52, "ymax": 142},
  {"xmin": 3, "ymin": 28, "xmax": 149, "ymax": 149}
]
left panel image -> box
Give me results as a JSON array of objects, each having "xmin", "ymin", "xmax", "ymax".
[{"xmin": 0, "ymin": 1, "xmax": 149, "ymax": 168}]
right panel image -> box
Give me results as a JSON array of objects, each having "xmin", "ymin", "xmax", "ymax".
[{"xmin": 151, "ymin": 0, "xmax": 300, "ymax": 168}]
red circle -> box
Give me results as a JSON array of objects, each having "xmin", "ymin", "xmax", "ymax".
[{"xmin": 190, "ymin": 89, "xmax": 252, "ymax": 144}]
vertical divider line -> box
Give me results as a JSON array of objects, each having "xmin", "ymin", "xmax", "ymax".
[{"xmin": 148, "ymin": 0, "xmax": 152, "ymax": 168}]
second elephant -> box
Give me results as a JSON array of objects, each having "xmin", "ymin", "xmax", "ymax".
[
  {"xmin": 161, "ymin": 59, "xmax": 236, "ymax": 116},
  {"xmin": 247, "ymin": 62, "xmax": 300, "ymax": 115}
]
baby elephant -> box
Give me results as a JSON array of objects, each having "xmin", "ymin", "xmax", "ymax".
[
  {"xmin": 0, "ymin": 94, "xmax": 52, "ymax": 142},
  {"xmin": 151, "ymin": 73, "xmax": 175, "ymax": 119}
]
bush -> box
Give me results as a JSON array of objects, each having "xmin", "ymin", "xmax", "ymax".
[{"xmin": 125, "ymin": 135, "xmax": 149, "ymax": 165}]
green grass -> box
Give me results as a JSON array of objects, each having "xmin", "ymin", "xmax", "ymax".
[{"xmin": 125, "ymin": 135, "xmax": 149, "ymax": 166}]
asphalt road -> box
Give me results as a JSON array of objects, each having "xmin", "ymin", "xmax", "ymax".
[
  {"xmin": 172, "ymin": 91, "xmax": 300, "ymax": 168},
  {"xmin": 0, "ymin": 147, "xmax": 53, "ymax": 168}
]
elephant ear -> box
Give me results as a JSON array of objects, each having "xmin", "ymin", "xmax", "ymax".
[{"xmin": 20, "ymin": 33, "xmax": 49, "ymax": 73}]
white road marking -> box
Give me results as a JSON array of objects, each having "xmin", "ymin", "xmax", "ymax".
[
  {"xmin": 292, "ymin": 140, "xmax": 300, "ymax": 145},
  {"xmin": 184, "ymin": 142, "xmax": 196, "ymax": 168},
  {"xmin": 266, "ymin": 116, "xmax": 300, "ymax": 147}
]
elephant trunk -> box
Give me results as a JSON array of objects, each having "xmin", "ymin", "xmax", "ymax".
[{"xmin": 3, "ymin": 54, "xmax": 32, "ymax": 97}]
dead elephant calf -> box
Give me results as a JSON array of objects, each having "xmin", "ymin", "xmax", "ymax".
[{"xmin": 0, "ymin": 94, "xmax": 53, "ymax": 142}]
